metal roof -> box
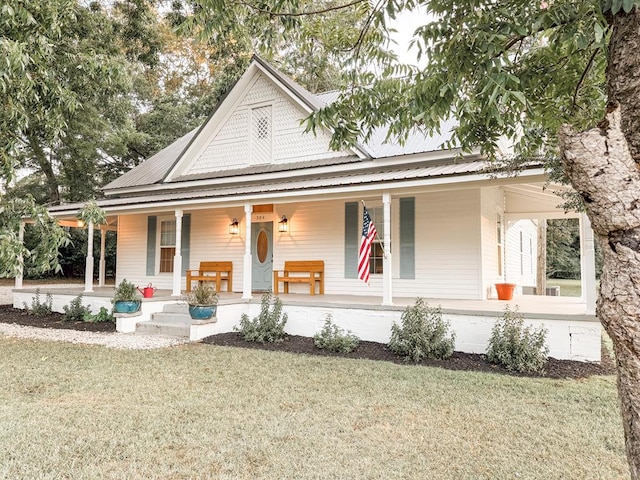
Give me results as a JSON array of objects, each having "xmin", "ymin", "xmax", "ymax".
[{"xmin": 50, "ymin": 159, "xmax": 513, "ymax": 216}]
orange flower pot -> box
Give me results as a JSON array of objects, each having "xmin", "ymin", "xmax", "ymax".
[{"xmin": 495, "ymin": 283, "xmax": 516, "ymax": 300}]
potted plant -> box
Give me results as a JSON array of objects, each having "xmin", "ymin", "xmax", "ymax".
[
  {"xmin": 495, "ymin": 282, "xmax": 516, "ymax": 300},
  {"xmin": 112, "ymin": 278, "xmax": 142, "ymax": 313},
  {"xmin": 185, "ymin": 283, "xmax": 218, "ymax": 320}
]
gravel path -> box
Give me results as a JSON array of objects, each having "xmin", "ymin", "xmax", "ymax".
[{"xmin": 0, "ymin": 285, "xmax": 187, "ymax": 350}]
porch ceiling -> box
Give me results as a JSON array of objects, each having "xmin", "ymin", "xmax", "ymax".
[{"xmin": 504, "ymin": 183, "xmax": 578, "ymax": 219}]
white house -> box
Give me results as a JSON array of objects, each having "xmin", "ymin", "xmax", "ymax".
[{"xmin": 21, "ymin": 56, "xmax": 599, "ymax": 360}]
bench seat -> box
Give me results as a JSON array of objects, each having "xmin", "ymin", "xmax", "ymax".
[
  {"xmin": 273, "ymin": 260, "xmax": 324, "ymax": 296},
  {"xmin": 186, "ymin": 261, "xmax": 233, "ymax": 292}
]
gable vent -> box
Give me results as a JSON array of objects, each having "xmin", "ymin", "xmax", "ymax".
[{"xmin": 251, "ymin": 105, "xmax": 272, "ymax": 164}]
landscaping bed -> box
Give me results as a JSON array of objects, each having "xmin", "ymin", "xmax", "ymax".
[{"xmin": 0, "ymin": 304, "xmax": 614, "ymax": 379}]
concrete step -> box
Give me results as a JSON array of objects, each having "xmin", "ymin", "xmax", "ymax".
[
  {"xmin": 151, "ymin": 311, "xmax": 192, "ymax": 323},
  {"xmin": 162, "ymin": 303, "xmax": 190, "ymax": 314},
  {"xmin": 136, "ymin": 320, "xmax": 191, "ymax": 337}
]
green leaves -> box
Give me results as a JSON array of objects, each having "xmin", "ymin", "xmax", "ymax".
[{"xmin": 605, "ymin": 0, "xmax": 640, "ymax": 14}]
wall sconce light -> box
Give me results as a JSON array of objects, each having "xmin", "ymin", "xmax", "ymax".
[
  {"xmin": 278, "ymin": 215, "xmax": 288, "ymax": 233},
  {"xmin": 77, "ymin": 220, "xmax": 85, "ymax": 228},
  {"xmin": 229, "ymin": 218, "xmax": 239, "ymax": 235}
]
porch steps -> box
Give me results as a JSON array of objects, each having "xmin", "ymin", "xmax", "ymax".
[{"xmin": 135, "ymin": 303, "xmax": 218, "ymax": 340}]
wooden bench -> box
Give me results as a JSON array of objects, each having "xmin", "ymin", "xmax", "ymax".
[
  {"xmin": 273, "ymin": 260, "xmax": 324, "ymax": 296},
  {"xmin": 186, "ymin": 261, "xmax": 233, "ymax": 292}
]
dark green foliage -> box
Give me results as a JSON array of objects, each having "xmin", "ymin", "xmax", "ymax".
[
  {"xmin": 486, "ymin": 306, "xmax": 549, "ymax": 374},
  {"xmin": 112, "ymin": 278, "xmax": 140, "ymax": 303},
  {"xmin": 313, "ymin": 315, "xmax": 360, "ymax": 353},
  {"xmin": 235, "ymin": 292, "xmax": 287, "ymax": 343},
  {"xmin": 389, "ymin": 298, "xmax": 455, "ymax": 362},
  {"xmin": 62, "ymin": 295, "xmax": 92, "ymax": 322},
  {"xmin": 83, "ymin": 307, "xmax": 114, "ymax": 323},
  {"xmin": 23, "ymin": 289, "xmax": 53, "ymax": 317}
]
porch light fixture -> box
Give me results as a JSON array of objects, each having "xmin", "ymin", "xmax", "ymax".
[
  {"xmin": 229, "ymin": 218, "xmax": 239, "ymax": 235},
  {"xmin": 278, "ymin": 215, "xmax": 288, "ymax": 233}
]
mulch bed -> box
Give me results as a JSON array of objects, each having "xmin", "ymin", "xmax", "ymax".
[
  {"xmin": 202, "ymin": 332, "xmax": 616, "ymax": 380},
  {"xmin": 0, "ymin": 304, "xmax": 115, "ymax": 332},
  {"xmin": 0, "ymin": 304, "xmax": 615, "ymax": 379}
]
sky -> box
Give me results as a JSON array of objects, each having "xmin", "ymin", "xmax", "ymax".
[{"xmin": 388, "ymin": 6, "xmax": 431, "ymax": 66}]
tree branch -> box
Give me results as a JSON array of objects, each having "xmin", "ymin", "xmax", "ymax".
[
  {"xmin": 571, "ymin": 44, "xmax": 599, "ymax": 112},
  {"xmin": 235, "ymin": 0, "xmax": 367, "ymax": 17}
]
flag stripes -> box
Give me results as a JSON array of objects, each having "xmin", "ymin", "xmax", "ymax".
[{"xmin": 358, "ymin": 206, "xmax": 377, "ymax": 283}]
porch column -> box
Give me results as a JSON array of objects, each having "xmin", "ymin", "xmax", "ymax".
[
  {"xmin": 173, "ymin": 209, "xmax": 183, "ymax": 296},
  {"xmin": 242, "ymin": 203, "xmax": 253, "ymax": 299},
  {"xmin": 98, "ymin": 228, "xmax": 106, "ymax": 287},
  {"xmin": 382, "ymin": 192, "xmax": 393, "ymax": 305},
  {"xmin": 15, "ymin": 220, "xmax": 25, "ymax": 289},
  {"xmin": 579, "ymin": 213, "xmax": 597, "ymax": 315},
  {"xmin": 84, "ymin": 221, "xmax": 94, "ymax": 293}
]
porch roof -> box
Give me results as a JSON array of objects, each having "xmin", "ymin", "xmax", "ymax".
[{"xmin": 48, "ymin": 158, "xmax": 546, "ymax": 217}]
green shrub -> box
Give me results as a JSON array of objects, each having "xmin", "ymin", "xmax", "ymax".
[
  {"xmin": 23, "ymin": 289, "xmax": 53, "ymax": 317},
  {"xmin": 83, "ymin": 307, "xmax": 114, "ymax": 323},
  {"xmin": 314, "ymin": 315, "xmax": 360, "ymax": 353},
  {"xmin": 389, "ymin": 298, "xmax": 455, "ymax": 362},
  {"xmin": 62, "ymin": 295, "xmax": 92, "ymax": 322},
  {"xmin": 235, "ymin": 292, "xmax": 287, "ymax": 343},
  {"xmin": 486, "ymin": 306, "xmax": 549, "ymax": 373}
]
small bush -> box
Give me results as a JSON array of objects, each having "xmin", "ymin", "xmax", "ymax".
[
  {"xmin": 486, "ymin": 305, "xmax": 549, "ymax": 373},
  {"xmin": 83, "ymin": 307, "xmax": 114, "ymax": 323},
  {"xmin": 314, "ymin": 315, "xmax": 360, "ymax": 353},
  {"xmin": 23, "ymin": 289, "xmax": 53, "ymax": 317},
  {"xmin": 235, "ymin": 292, "xmax": 287, "ymax": 343},
  {"xmin": 389, "ymin": 298, "xmax": 455, "ymax": 362},
  {"xmin": 62, "ymin": 295, "xmax": 92, "ymax": 322}
]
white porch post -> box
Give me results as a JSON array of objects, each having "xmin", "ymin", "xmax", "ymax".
[
  {"xmin": 580, "ymin": 213, "xmax": 597, "ymax": 315},
  {"xmin": 382, "ymin": 191, "xmax": 393, "ymax": 305},
  {"xmin": 15, "ymin": 221, "xmax": 25, "ymax": 289},
  {"xmin": 98, "ymin": 228, "xmax": 106, "ymax": 287},
  {"xmin": 242, "ymin": 203, "xmax": 253, "ymax": 299},
  {"xmin": 84, "ymin": 221, "xmax": 94, "ymax": 293},
  {"xmin": 173, "ymin": 209, "xmax": 183, "ymax": 296}
]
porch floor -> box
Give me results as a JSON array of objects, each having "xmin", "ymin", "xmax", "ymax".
[{"xmin": 11, "ymin": 285, "xmax": 596, "ymax": 321}]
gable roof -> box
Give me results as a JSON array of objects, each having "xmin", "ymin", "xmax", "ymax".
[{"xmin": 103, "ymin": 56, "xmax": 462, "ymax": 195}]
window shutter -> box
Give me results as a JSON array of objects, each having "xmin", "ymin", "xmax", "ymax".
[
  {"xmin": 146, "ymin": 216, "xmax": 157, "ymax": 276},
  {"xmin": 181, "ymin": 214, "xmax": 191, "ymax": 276},
  {"xmin": 344, "ymin": 202, "xmax": 358, "ymax": 278},
  {"xmin": 400, "ymin": 197, "xmax": 415, "ymax": 279}
]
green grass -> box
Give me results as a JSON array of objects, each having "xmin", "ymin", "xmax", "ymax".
[
  {"xmin": 547, "ymin": 278, "xmax": 582, "ymax": 297},
  {"xmin": 0, "ymin": 338, "xmax": 627, "ymax": 479}
]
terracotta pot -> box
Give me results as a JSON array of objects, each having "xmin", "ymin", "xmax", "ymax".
[{"xmin": 495, "ymin": 283, "xmax": 516, "ymax": 300}]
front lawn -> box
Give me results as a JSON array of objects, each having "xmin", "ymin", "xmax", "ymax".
[{"xmin": 0, "ymin": 338, "xmax": 627, "ymax": 479}]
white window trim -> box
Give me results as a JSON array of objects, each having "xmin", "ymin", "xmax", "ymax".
[{"xmin": 156, "ymin": 216, "xmax": 176, "ymax": 275}]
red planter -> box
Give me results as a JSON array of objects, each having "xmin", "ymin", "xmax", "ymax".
[{"xmin": 495, "ymin": 283, "xmax": 516, "ymax": 300}]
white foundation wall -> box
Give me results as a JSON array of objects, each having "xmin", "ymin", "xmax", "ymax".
[{"xmin": 208, "ymin": 301, "xmax": 601, "ymax": 362}]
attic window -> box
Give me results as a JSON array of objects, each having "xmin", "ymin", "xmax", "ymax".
[{"xmin": 251, "ymin": 105, "xmax": 272, "ymax": 164}]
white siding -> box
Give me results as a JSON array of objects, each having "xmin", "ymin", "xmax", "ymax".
[
  {"xmin": 480, "ymin": 187, "xmax": 504, "ymax": 298},
  {"xmin": 505, "ymin": 219, "xmax": 538, "ymax": 288},
  {"xmin": 116, "ymin": 214, "xmax": 158, "ymax": 288},
  {"xmin": 185, "ymin": 73, "xmax": 350, "ymax": 175}
]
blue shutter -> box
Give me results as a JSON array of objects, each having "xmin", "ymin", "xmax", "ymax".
[
  {"xmin": 400, "ymin": 197, "xmax": 415, "ymax": 279},
  {"xmin": 146, "ymin": 216, "xmax": 157, "ymax": 276},
  {"xmin": 181, "ymin": 214, "xmax": 191, "ymax": 276},
  {"xmin": 344, "ymin": 202, "xmax": 358, "ymax": 278}
]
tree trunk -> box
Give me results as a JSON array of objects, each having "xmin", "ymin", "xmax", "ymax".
[
  {"xmin": 26, "ymin": 132, "xmax": 60, "ymax": 205},
  {"xmin": 536, "ymin": 219, "xmax": 547, "ymax": 295},
  {"xmin": 559, "ymin": 111, "xmax": 640, "ymax": 480},
  {"xmin": 559, "ymin": 10, "xmax": 640, "ymax": 478}
]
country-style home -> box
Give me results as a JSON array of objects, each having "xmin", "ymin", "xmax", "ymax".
[{"xmin": 14, "ymin": 56, "xmax": 600, "ymax": 360}]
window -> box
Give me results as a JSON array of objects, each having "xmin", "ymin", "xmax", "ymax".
[
  {"xmin": 159, "ymin": 219, "xmax": 176, "ymax": 273},
  {"xmin": 368, "ymin": 207, "xmax": 385, "ymax": 274}
]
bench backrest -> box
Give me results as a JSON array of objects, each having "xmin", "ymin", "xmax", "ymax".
[
  {"xmin": 198, "ymin": 261, "xmax": 232, "ymax": 272},
  {"xmin": 283, "ymin": 260, "xmax": 324, "ymax": 272}
]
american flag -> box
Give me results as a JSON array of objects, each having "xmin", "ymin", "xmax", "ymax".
[{"xmin": 358, "ymin": 206, "xmax": 377, "ymax": 284}]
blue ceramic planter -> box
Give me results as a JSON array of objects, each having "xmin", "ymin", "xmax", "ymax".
[
  {"xmin": 188, "ymin": 305, "xmax": 217, "ymax": 320},
  {"xmin": 113, "ymin": 300, "xmax": 141, "ymax": 314}
]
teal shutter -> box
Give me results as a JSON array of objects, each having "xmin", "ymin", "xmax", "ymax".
[
  {"xmin": 344, "ymin": 202, "xmax": 358, "ymax": 278},
  {"xmin": 146, "ymin": 216, "xmax": 157, "ymax": 276},
  {"xmin": 400, "ymin": 197, "xmax": 415, "ymax": 279},
  {"xmin": 181, "ymin": 214, "xmax": 191, "ymax": 276}
]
